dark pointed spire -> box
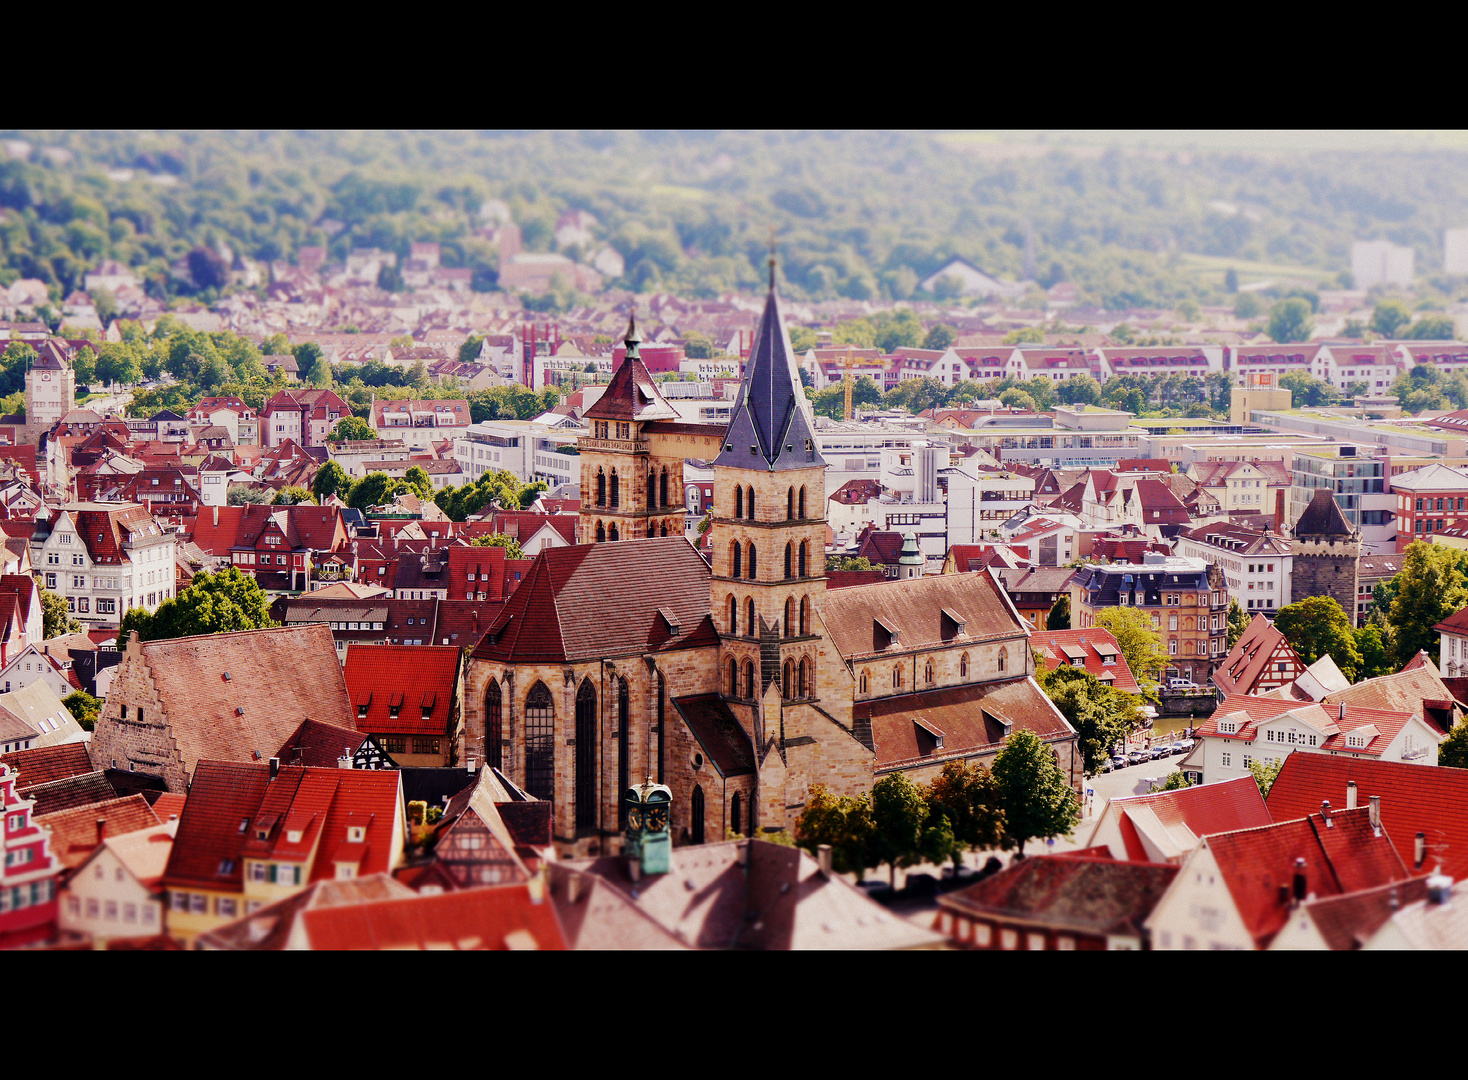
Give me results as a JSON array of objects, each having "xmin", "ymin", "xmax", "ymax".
[
  {"xmin": 768, "ymin": 225, "xmax": 777, "ymax": 291},
  {"xmin": 714, "ymin": 272, "xmax": 824, "ymax": 473},
  {"xmin": 623, "ymin": 305, "xmax": 641, "ymax": 361}
]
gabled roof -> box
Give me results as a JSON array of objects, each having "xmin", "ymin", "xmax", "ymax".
[
  {"xmin": 859, "ymin": 677, "xmax": 1071, "ymax": 770},
  {"xmin": 197, "ymin": 874, "xmax": 417, "ymax": 950},
  {"xmin": 1267, "ymin": 753, "xmax": 1468, "ymax": 882},
  {"xmin": 1029, "ymin": 628, "xmax": 1140, "ymax": 694},
  {"xmin": 1198, "ymin": 693, "xmax": 1418, "ymax": 758},
  {"xmin": 1212, "ymin": 613, "xmax": 1301, "ymax": 697},
  {"xmin": 1095, "ymin": 775, "xmax": 1270, "ymax": 862},
  {"xmin": 161, "ymin": 760, "xmax": 273, "ymax": 890},
  {"xmin": 472, "ymin": 538, "xmax": 718, "ymax": 664},
  {"xmin": 822, "ymin": 571, "xmax": 1025, "ymax": 661},
  {"xmin": 1202, "ymin": 807, "xmax": 1408, "ymax": 948},
  {"xmin": 342, "ymin": 644, "xmax": 461, "ymax": 737},
  {"xmin": 0, "ymin": 741, "xmax": 93, "ymax": 788},
  {"xmin": 1284, "ymin": 875, "xmax": 1432, "ymax": 951},
  {"xmin": 40, "ymin": 794, "xmax": 161, "ymax": 870},
  {"xmin": 713, "ymin": 285, "xmax": 825, "ymax": 472},
  {"xmin": 274, "ymin": 718, "xmax": 370, "ymax": 769},
  {"xmin": 939, "ymin": 854, "xmax": 1178, "ymax": 938},
  {"xmin": 1318, "ymin": 655, "xmax": 1463, "ymax": 732},
  {"xmin": 295, "ymin": 882, "xmax": 566, "ymax": 950}
]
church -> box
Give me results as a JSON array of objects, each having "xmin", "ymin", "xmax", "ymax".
[{"xmin": 463, "ymin": 268, "xmax": 1074, "ymax": 856}]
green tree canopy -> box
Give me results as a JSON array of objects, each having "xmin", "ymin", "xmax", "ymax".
[
  {"xmin": 1227, "ymin": 599, "xmax": 1250, "ymax": 649},
  {"xmin": 311, "ymin": 461, "xmax": 351, "ymax": 503},
  {"xmin": 271, "ymin": 486, "xmax": 315, "ymax": 505},
  {"xmin": 330, "ymin": 416, "xmax": 377, "ymax": 442},
  {"xmin": 923, "ymin": 324, "xmax": 958, "ymax": 351},
  {"xmin": 228, "ymin": 484, "xmax": 273, "ymax": 505},
  {"xmin": 1093, "ymin": 607, "xmax": 1169, "ymax": 702},
  {"xmin": 116, "ymin": 567, "xmax": 275, "ymax": 648},
  {"xmin": 469, "ymin": 533, "xmax": 525, "ymax": 559},
  {"xmin": 1385, "ymin": 541, "xmax": 1468, "ymax": 668},
  {"xmin": 1370, "ymin": 299, "xmax": 1412, "ymax": 339},
  {"xmin": 1046, "ymin": 594, "xmax": 1071, "ymax": 630},
  {"xmin": 1409, "ymin": 313, "xmax": 1456, "ymax": 340},
  {"xmin": 1249, "ymin": 757, "xmax": 1284, "ymax": 799},
  {"xmin": 1267, "ymin": 297, "xmax": 1314, "ymax": 343},
  {"xmin": 1439, "ymin": 720, "xmax": 1468, "ymax": 769},
  {"xmin": 40, "ymin": 587, "xmax": 82, "ymax": 640},
  {"xmin": 1038, "ymin": 664, "xmax": 1145, "ymax": 776},
  {"xmin": 868, "ymin": 772, "xmax": 956, "ymax": 884},
  {"xmin": 1274, "ymin": 596, "xmax": 1362, "ymax": 681},
  {"xmin": 924, "ymin": 759, "xmax": 1004, "ymax": 867},
  {"xmin": 62, "ymin": 689, "xmax": 102, "ymax": 733},
  {"xmin": 991, "ymin": 729, "xmax": 1080, "ymax": 855},
  {"xmin": 1055, "ymin": 373, "xmax": 1102, "ymax": 406},
  {"xmin": 794, "ymin": 784, "xmax": 875, "ymax": 878}
]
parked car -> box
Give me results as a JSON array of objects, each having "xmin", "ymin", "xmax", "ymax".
[
  {"xmin": 1150, "ymin": 744, "xmax": 1170, "ymax": 760},
  {"xmin": 1170, "ymin": 741, "xmax": 1187, "ymax": 756},
  {"xmin": 1111, "ymin": 754, "xmax": 1128, "ymax": 770},
  {"xmin": 1168, "ymin": 677, "xmax": 1197, "ymax": 690},
  {"xmin": 1177, "ymin": 738, "xmax": 1196, "ymax": 752},
  {"xmin": 1128, "ymin": 749, "xmax": 1150, "ymax": 766},
  {"xmin": 1096, "ymin": 757, "xmax": 1114, "ymax": 774}
]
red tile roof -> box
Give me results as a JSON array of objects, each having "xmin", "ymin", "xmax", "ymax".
[
  {"xmin": 342, "ymin": 644, "xmax": 461, "ymax": 737},
  {"xmin": 1267, "ymin": 753, "xmax": 1468, "ymax": 882},
  {"xmin": 1203, "ymin": 807, "xmax": 1408, "ymax": 948},
  {"xmin": 860, "ymin": 677, "xmax": 1072, "ymax": 770},
  {"xmin": 0, "ymin": 742, "xmax": 93, "ymax": 788},
  {"xmin": 294, "ymin": 882, "xmax": 566, "ymax": 950},
  {"xmin": 40, "ymin": 794, "xmax": 160, "ymax": 870},
  {"xmin": 161, "ymin": 760, "xmax": 273, "ymax": 891},
  {"xmin": 1030, "ymin": 628, "xmax": 1141, "ymax": 694},
  {"xmin": 821, "ymin": 570, "xmax": 1026, "ymax": 662},
  {"xmin": 1099, "ymin": 775, "xmax": 1270, "ymax": 862},
  {"xmin": 274, "ymin": 718, "xmax": 369, "ymax": 769},
  {"xmin": 1213, "ymin": 613, "xmax": 1301, "ymax": 697},
  {"xmin": 472, "ymin": 538, "xmax": 718, "ymax": 665},
  {"xmin": 1200, "ymin": 693, "xmax": 1418, "ymax": 759}
]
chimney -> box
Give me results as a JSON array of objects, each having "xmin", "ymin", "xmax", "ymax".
[
  {"xmin": 213, "ymin": 504, "xmax": 219, "ymax": 527},
  {"xmin": 466, "ymin": 756, "xmax": 476, "ymax": 774},
  {"xmin": 1338, "ymin": 702, "xmax": 1346, "ymax": 724},
  {"xmin": 1369, "ymin": 795, "xmax": 1381, "ymax": 835},
  {"xmin": 817, "ymin": 844, "xmax": 834, "ymax": 879},
  {"xmin": 1292, "ymin": 857, "xmax": 1307, "ymax": 906},
  {"xmin": 1415, "ymin": 831, "xmax": 1427, "ymax": 870},
  {"xmin": 95, "ymin": 817, "xmax": 106, "ymax": 845},
  {"xmin": 1346, "ymin": 780, "xmax": 1358, "ymax": 810},
  {"xmin": 268, "ymin": 756, "xmax": 280, "ymax": 780},
  {"xmin": 1320, "ymin": 800, "xmax": 1333, "ymax": 827}
]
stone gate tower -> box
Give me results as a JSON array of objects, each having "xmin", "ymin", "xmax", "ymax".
[{"xmin": 1290, "ymin": 488, "xmax": 1361, "ymax": 619}]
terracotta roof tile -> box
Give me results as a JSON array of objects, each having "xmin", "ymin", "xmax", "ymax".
[
  {"xmin": 860, "ymin": 677, "xmax": 1072, "ymax": 770},
  {"xmin": 22, "ymin": 770, "xmax": 116, "ymax": 816},
  {"xmin": 1029, "ymin": 628, "xmax": 1141, "ymax": 694},
  {"xmin": 822, "ymin": 571, "xmax": 1026, "ymax": 661},
  {"xmin": 343, "ymin": 644, "xmax": 461, "ymax": 737},
  {"xmin": 39, "ymin": 794, "xmax": 160, "ymax": 870},
  {"xmin": 0, "ymin": 742, "xmax": 93, "ymax": 787},
  {"xmin": 294, "ymin": 882, "xmax": 565, "ymax": 950},
  {"xmin": 160, "ymin": 760, "xmax": 272, "ymax": 890}
]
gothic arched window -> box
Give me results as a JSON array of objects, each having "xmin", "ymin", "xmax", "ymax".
[
  {"xmin": 596, "ymin": 468, "xmax": 606, "ymax": 508},
  {"xmin": 859, "ymin": 670, "xmax": 869, "ymax": 694},
  {"xmin": 735, "ymin": 485, "xmax": 743, "ymax": 518},
  {"xmin": 997, "ymin": 647, "xmax": 1008, "ymax": 673},
  {"xmin": 728, "ymin": 594, "xmax": 737, "ymax": 634},
  {"xmin": 732, "ymin": 542, "xmax": 741, "ymax": 579},
  {"xmin": 485, "ymin": 679, "xmax": 502, "ymax": 770},
  {"xmin": 660, "ymin": 521, "xmax": 668, "ymax": 537},
  {"xmin": 960, "ymin": 653, "xmax": 969, "ymax": 679},
  {"xmin": 799, "ymin": 657, "xmax": 810, "ymax": 698},
  {"xmin": 596, "ymin": 522, "xmax": 605, "ymax": 543},
  {"xmin": 783, "ymin": 659, "xmax": 794, "ymax": 701},
  {"xmin": 610, "ymin": 469, "xmax": 619, "ymax": 508},
  {"xmin": 800, "ymin": 595, "xmax": 810, "ymax": 636},
  {"xmin": 727, "ymin": 658, "xmax": 738, "ymax": 696},
  {"xmin": 524, "ymin": 682, "xmax": 555, "ymax": 801},
  {"xmin": 692, "ymin": 784, "xmax": 705, "ymax": 845},
  {"xmin": 787, "ymin": 486, "xmax": 795, "ymax": 521},
  {"xmin": 730, "ymin": 791, "xmax": 742, "ymax": 838},
  {"xmin": 647, "ymin": 470, "xmax": 656, "ymax": 509},
  {"xmin": 798, "ymin": 541, "xmax": 807, "ymax": 578},
  {"xmin": 747, "ymin": 598, "xmax": 757, "ymax": 638},
  {"xmin": 799, "ymin": 486, "xmax": 807, "ymax": 519},
  {"xmin": 925, "ymin": 660, "xmax": 934, "ymax": 685},
  {"xmin": 617, "ymin": 677, "xmax": 629, "ymax": 828},
  {"xmin": 746, "ymin": 485, "xmax": 755, "ymax": 519},
  {"xmin": 743, "ymin": 661, "xmax": 756, "ymax": 699},
  {"xmin": 893, "ymin": 666, "xmax": 903, "ymax": 689},
  {"xmin": 608, "ymin": 523, "xmax": 620, "ymax": 542},
  {"xmin": 747, "ymin": 542, "xmax": 757, "ymax": 579},
  {"xmin": 660, "ymin": 467, "xmax": 669, "ymax": 508},
  {"xmin": 785, "ymin": 542, "xmax": 793, "ymax": 579},
  {"xmin": 784, "ymin": 596, "xmax": 794, "ymax": 638},
  {"xmin": 575, "ymin": 679, "xmax": 597, "ymax": 831}
]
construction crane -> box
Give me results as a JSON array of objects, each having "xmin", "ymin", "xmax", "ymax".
[{"xmin": 842, "ymin": 342, "xmax": 858, "ymax": 420}]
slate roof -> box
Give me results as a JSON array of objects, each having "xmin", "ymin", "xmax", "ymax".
[
  {"xmin": 1266, "ymin": 753, "xmax": 1468, "ymax": 882},
  {"xmin": 672, "ymin": 694, "xmax": 754, "ymax": 778},
  {"xmin": 343, "ymin": 644, "xmax": 461, "ymax": 738},
  {"xmin": 821, "ymin": 570, "xmax": 1026, "ymax": 661},
  {"xmin": 859, "ymin": 677, "xmax": 1073, "ymax": 770},
  {"xmin": 995, "ymin": 566, "xmax": 1076, "ymax": 599},
  {"xmin": 939, "ymin": 854, "xmax": 1179, "ymax": 939},
  {"xmin": 160, "ymin": 760, "xmax": 273, "ymax": 891},
  {"xmin": 472, "ymin": 537, "xmax": 719, "ymax": 664},
  {"xmin": 1294, "ymin": 488, "xmax": 1356, "ymax": 537},
  {"xmin": 713, "ymin": 286, "xmax": 825, "ymax": 472},
  {"xmin": 128, "ymin": 624, "xmax": 357, "ymax": 779}
]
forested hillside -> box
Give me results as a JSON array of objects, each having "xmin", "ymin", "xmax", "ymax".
[{"xmin": 3, "ymin": 130, "xmax": 1467, "ymax": 309}]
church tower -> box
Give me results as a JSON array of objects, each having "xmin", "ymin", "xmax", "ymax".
[
  {"xmin": 578, "ymin": 315, "xmax": 687, "ymax": 543},
  {"xmin": 711, "ymin": 258, "xmax": 829, "ymax": 749}
]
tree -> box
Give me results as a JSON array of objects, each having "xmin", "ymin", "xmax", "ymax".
[
  {"xmin": 990, "ymin": 729, "xmax": 1080, "ymax": 856},
  {"xmin": 347, "ymin": 471, "xmax": 407, "ymax": 511},
  {"xmin": 1001, "ymin": 326, "xmax": 1045, "ymax": 345},
  {"xmin": 1439, "ymin": 720, "xmax": 1468, "ymax": 769},
  {"xmin": 71, "ymin": 345, "xmax": 97, "ymax": 386},
  {"xmin": 469, "ymin": 533, "xmax": 525, "ymax": 559},
  {"xmin": 404, "ymin": 466, "xmax": 434, "ymax": 501},
  {"xmin": 1274, "ymin": 596, "xmax": 1362, "ymax": 681},
  {"xmin": 1233, "ymin": 292, "xmax": 1263, "ymax": 319},
  {"xmin": 1249, "ymin": 757, "xmax": 1284, "ymax": 799},
  {"xmin": 1046, "ymin": 594, "xmax": 1070, "ymax": 630},
  {"xmin": 1224, "ymin": 268, "xmax": 1239, "ymax": 293},
  {"xmin": 1267, "ymin": 298, "xmax": 1314, "ymax": 343},
  {"xmin": 271, "ymin": 486, "xmax": 315, "ymax": 505},
  {"xmin": 311, "ymin": 461, "xmax": 351, "ymax": 503},
  {"xmin": 1370, "ymin": 299, "xmax": 1412, "ymax": 339},
  {"xmin": 1227, "ymin": 599, "xmax": 1250, "ymax": 649},
  {"xmin": 116, "ymin": 567, "xmax": 275, "ymax": 648},
  {"xmin": 1386, "ymin": 541, "xmax": 1468, "ymax": 667},
  {"xmin": 228, "ymin": 484, "xmax": 273, "ymax": 505},
  {"xmin": 330, "ymin": 416, "xmax": 376, "ymax": 442},
  {"xmin": 1409, "ymin": 313, "xmax": 1456, "ymax": 340},
  {"xmin": 923, "ymin": 324, "xmax": 958, "ymax": 351},
  {"xmin": 826, "ymin": 555, "xmax": 879, "ymax": 572},
  {"xmin": 868, "ymin": 772, "xmax": 955, "ymax": 884},
  {"xmin": 1279, "ymin": 370, "xmax": 1340, "ymax": 409},
  {"xmin": 999, "ymin": 387, "xmax": 1037, "ymax": 412},
  {"xmin": 1055, "ymin": 373, "xmax": 1102, "ymax": 406},
  {"xmin": 63, "ymin": 689, "xmax": 102, "ymax": 733},
  {"xmin": 1354, "ymin": 622, "xmax": 1395, "ymax": 681},
  {"xmin": 1038, "ymin": 664, "xmax": 1144, "ymax": 776},
  {"xmin": 924, "ymin": 759, "xmax": 1004, "ymax": 868},
  {"xmin": 187, "ymin": 246, "xmax": 230, "ymax": 290},
  {"xmin": 1093, "ymin": 607, "xmax": 1169, "ymax": 702},
  {"xmin": 1157, "ymin": 771, "xmax": 1193, "ymax": 792},
  {"xmin": 795, "ymin": 785, "xmax": 875, "ymax": 879},
  {"xmin": 40, "ymin": 587, "xmax": 82, "ymax": 640},
  {"xmin": 95, "ymin": 342, "xmax": 142, "ymax": 386},
  {"xmin": 459, "ymin": 334, "xmax": 484, "ymax": 363}
]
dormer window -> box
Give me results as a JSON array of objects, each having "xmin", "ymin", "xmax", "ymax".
[{"xmin": 346, "ymin": 825, "xmax": 366, "ymax": 843}]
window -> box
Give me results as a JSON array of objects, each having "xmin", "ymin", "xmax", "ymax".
[
  {"xmin": 412, "ymin": 738, "xmax": 441, "ymax": 756},
  {"xmin": 524, "ymin": 682, "xmax": 555, "ymax": 801},
  {"xmin": 925, "ymin": 660, "xmax": 934, "ymax": 685},
  {"xmin": 859, "ymin": 670, "xmax": 868, "ymax": 694},
  {"xmin": 893, "ymin": 666, "xmax": 903, "ymax": 689},
  {"xmin": 997, "ymin": 647, "xmax": 1007, "ymax": 673},
  {"xmin": 960, "ymin": 653, "xmax": 969, "ymax": 678}
]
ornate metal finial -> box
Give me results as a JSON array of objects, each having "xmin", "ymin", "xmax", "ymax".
[{"xmin": 768, "ymin": 225, "xmax": 777, "ymax": 290}]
